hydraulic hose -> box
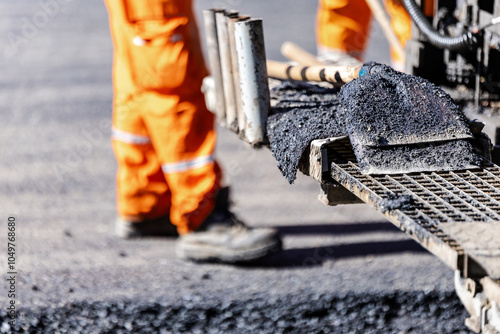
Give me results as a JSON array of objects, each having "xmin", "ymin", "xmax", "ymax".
[{"xmin": 401, "ymin": 0, "xmax": 478, "ymax": 51}]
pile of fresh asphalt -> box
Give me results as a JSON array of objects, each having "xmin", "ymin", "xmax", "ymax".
[
  {"xmin": 267, "ymin": 81, "xmax": 346, "ymax": 183},
  {"xmin": 267, "ymin": 65, "xmax": 482, "ymax": 181},
  {"xmin": 337, "ymin": 64, "xmax": 472, "ymax": 146},
  {"xmin": 1, "ymin": 291, "xmax": 470, "ymax": 333},
  {"xmin": 337, "ymin": 64, "xmax": 481, "ymax": 174},
  {"xmin": 351, "ymin": 139, "xmax": 481, "ymax": 175}
]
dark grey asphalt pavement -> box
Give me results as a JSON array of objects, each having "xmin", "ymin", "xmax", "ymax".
[{"xmin": 0, "ymin": 0, "xmax": 471, "ymax": 332}]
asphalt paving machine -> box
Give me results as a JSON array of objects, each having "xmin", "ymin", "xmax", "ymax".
[
  {"xmin": 405, "ymin": 0, "xmax": 500, "ymax": 148},
  {"xmin": 405, "ymin": 2, "xmax": 500, "ymax": 331},
  {"xmin": 201, "ymin": 2, "xmax": 500, "ymax": 332}
]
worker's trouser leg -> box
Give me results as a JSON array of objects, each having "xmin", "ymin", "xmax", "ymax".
[
  {"xmin": 385, "ymin": 0, "xmax": 412, "ymax": 71},
  {"xmin": 316, "ymin": 0, "xmax": 372, "ymax": 59},
  {"xmin": 317, "ymin": 0, "xmax": 413, "ymax": 67},
  {"xmin": 112, "ymin": 90, "xmax": 221, "ymax": 235}
]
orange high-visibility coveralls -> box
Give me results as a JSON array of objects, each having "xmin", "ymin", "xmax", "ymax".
[
  {"xmin": 104, "ymin": 0, "xmax": 221, "ymax": 235},
  {"xmin": 317, "ymin": 0, "xmax": 419, "ymax": 69}
]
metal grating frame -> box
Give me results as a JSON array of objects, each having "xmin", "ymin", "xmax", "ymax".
[{"xmin": 325, "ymin": 138, "xmax": 500, "ymax": 280}]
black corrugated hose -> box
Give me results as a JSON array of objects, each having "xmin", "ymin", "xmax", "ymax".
[{"xmin": 402, "ymin": 0, "xmax": 478, "ymax": 51}]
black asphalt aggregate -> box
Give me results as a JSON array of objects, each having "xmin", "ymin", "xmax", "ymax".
[
  {"xmin": 1, "ymin": 1, "xmax": 472, "ymax": 333},
  {"xmin": 337, "ymin": 64, "xmax": 480, "ymax": 174},
  {"xmin": 267, "ymin": 81, "xmax": 345, "ymax": 183}
]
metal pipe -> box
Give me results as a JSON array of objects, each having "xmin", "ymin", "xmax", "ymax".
[
  {"xmin": 202, "ymin": 9, "xmax": 226, "ymax": 126},
  {"xmin": 233, "ymin": 18, "xmax": 270, "ymax": 145},
  {"xmin": 216, "ymin": 10, "xmax": 239, "ymax": 132},
  {"xmin": 228, "ymin": 16, "xmax": 250, "ymax": 135}
]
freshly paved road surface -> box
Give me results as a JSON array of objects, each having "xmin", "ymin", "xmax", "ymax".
[{"xmin": 0, "ymin": 0, "xmax": 471, "ymax": 332}]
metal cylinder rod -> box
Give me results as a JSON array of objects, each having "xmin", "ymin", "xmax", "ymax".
[
  {"xmin": 228, "ymin": 15, "xmax": 250, "ymax": 135},
  {"xmin": 202, "ymin": 9, "xmax": 226, "ymax": 125},
  {"xmin": 216, "ymin": 10, "xmax": 239, "ymax": 132},
  {"xmin": 233, "ymin": 18, "xmax": 270, "ymax": 145}
]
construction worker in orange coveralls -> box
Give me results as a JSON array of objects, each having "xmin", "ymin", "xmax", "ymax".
[
  {"xmin": 103, "ymin": 0, "xmax": 281, "ymax": 263},
  {"xmin": 316, "ymin": 0, "xmax": 431, "ymax": 71}
]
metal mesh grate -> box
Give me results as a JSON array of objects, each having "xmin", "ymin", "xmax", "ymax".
[
  {"xmin": 329, "ymin": 139, "xmax": 500, "ymax": 224},
  {"xmin": 324, "ymin": 138, "xmax": 500, "ymax": 277},
  {"xmin": 331, "ymin": 160, "xmax": 466, "ymax": 253}
]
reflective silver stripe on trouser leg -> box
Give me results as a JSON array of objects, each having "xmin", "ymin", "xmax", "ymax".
[
  {"xmin": 161, "ymin": 155, "xmax": 215, "ymax": 174},
  {"xmin": 111, "ymin": 127, "xmax": 151, "ymax": 144}
]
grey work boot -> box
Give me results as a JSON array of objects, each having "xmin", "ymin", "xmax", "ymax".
[
  {"xmin": 115, "ymin": 215, "xmax": 178, "ymax": 239},
  {"xmin": 175, "ymin": 188, "xmax": 282, "ymax": 263}
]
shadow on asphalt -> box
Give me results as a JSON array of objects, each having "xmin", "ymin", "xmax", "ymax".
[
  {"xmin": 273, "ymin": 222, "xmax": 401, "ymax": 235},
  {"xmin": 239, "ymin": 222, "xmax": 426, "ymax": 268},
  {"xmin": 242, "ymin": 240, "xmax": 426, "ymax": 268}
]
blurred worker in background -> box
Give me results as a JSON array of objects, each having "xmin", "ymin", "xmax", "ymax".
[
  {"xmin": 103, "ymin": 0, "xmax": 281, "ymax": 263},
  {"xmin": 316, "ymin": 0, "xmax": 419, "ymax": 71}
]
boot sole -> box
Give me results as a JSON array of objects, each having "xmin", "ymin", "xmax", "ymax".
[{"xmin": 176, "ymin": 238, "xmax": 282, "ymax": 263}]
